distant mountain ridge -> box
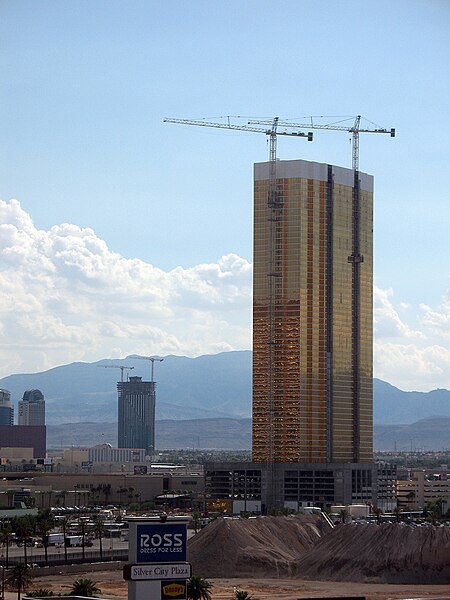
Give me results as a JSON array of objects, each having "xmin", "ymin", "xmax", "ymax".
[{"xmin": 0, "ymin": 351, "xmax": 449, "ymax": 426}]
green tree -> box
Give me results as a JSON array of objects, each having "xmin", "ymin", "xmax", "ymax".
[
  {"xmin": 7, "ymin": 563, "xmax": 33, "ymax": 600},
  {"xmin": 69, "ymin": 578, "xmax": 101, "ymax": 597},
  {"xmin": 187, "ymin": 575, "xmax": 213, "ymax": 600},
  {"xmin": 424, "ymin": 498, "xmax": 445, "ymax": 525}
]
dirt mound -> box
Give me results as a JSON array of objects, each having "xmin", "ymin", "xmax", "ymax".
[
  {"xmin": 188, "ymin": 514, "xmax": 329, "ymax": 578},
  {"xmin": 295, "ymin": 522, "xmax": 450, "ymax": 584}
]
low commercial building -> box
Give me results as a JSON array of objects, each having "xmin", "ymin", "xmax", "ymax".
[
  {"xmin": 0, "ymin": 425, "xmax": 46, "ymax": 458},
  {"xmin": 0, "ymin": 468, "xmax": 205, "ymax": 509},
  {"xmin": 205, "ymin": 462, "xmax": 377, "ymax": 514},
  {"xmin": 397, "ymin": 467, "xmax": 450, "ymax": 510},
  {"xmin": 53, "ymin": 444, "xmax": 147, "ymax": 473}
]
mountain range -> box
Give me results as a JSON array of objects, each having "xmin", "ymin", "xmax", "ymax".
[{"xmin": 1, "ymin": 351, "xmax": 449, "ymax": 426}]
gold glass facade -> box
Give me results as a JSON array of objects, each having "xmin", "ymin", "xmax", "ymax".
[{"xmin": 252, "ymin": 160, "xmax": 373, "ymax": 464}]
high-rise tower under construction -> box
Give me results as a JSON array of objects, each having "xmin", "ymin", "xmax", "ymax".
[
  {"xmin": 118, "ymin": 376, "xmax": 155, "ymax": 455},
  {"xmin": 252, "ymin": 158, "xmax": 373, "ymax": 465}
]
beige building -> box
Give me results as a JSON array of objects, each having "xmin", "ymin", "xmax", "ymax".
[
  {"xmin": 397, "ymin": 468, "xmax": 450, "ymax": 510},
  {"xmin": 0, "ymin": 469, "xmax": 204, "ymax": 508},
  {"xmin": 53, "ymin": 444, "xmax": 147, "ymax": 473}
]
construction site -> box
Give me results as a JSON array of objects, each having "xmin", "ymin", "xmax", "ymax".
[{"xmin": 22, "ymin": 514, "xmax": 450, "ymax": 599}]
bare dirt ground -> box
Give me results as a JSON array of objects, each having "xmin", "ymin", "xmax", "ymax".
[{"xmin": 9, "ymin": 568, "xmax": 450, "ymax": 600}]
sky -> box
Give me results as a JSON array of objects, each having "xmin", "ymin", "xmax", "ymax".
[{"xmin": 0, "ymin": 0, "xmax": 449, "ymax": 391}]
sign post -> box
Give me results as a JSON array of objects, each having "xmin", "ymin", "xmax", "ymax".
[{"xmin": 126, "ymin": 516, "xmax": 191, "ymax": 600}]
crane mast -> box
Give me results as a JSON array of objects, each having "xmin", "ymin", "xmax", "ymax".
[{"xmin": 135, "ymin": 356, "xmax": 164, "ymax": 382}]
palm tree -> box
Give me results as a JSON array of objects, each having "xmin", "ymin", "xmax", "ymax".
[
  {"xmin": 234, "ymin": 590, "xmax": 253, "ymax": 600},
  {"xmin": 373, "ymin": 507, "xmax": 382, "ymax": 525},
  {"xmin": 78, "ymin": 519, "xmax": 88, "ymax": 563},
  {"xmin": 393, "ymin": 506, "xmax": 402, "ymax": 523},
  {"xmin": 339, "ymin": 508, "xmax": 349, "ymax": 524},
  {"xmin": 37, "ymin": 518, "xmax": 52, "ymax": 565},
  {"xmin": 6, "ymin": 490, "xmax": 15, "ymax": 508},
  {"xmin": 7, "ymin": 563, "xmax": 33, "ymax": 600},
  {"xmin": 15, "ymin": 516, "xmax": 35, "ymax": 564},
  {"xmin": 117, "ymin": 486, "xmax": 128, "ymax": 505},
  {"xmin": 102, "ymin": 484, "xmax": 112, "ymax": 506},
  {"xmin": 26, "ymin": 588, "xmax": 53, "ymax": 597},
  {"xmin": 192, "ymin": 511, "xmax": 201, "ymax": 534},
  {"xmin": 69, "ymin": 578, "xmax": 101, "ymax": 597},
  {"xmin": 187, "ymin": 575, "xmax": 213, "ymax": 600},
  {"xmin": 93, "ymin": 517, "xmax": 104, "ymax": 561},
  {"xmin": 55, "ymin": 491, "xmax": 66, "ymax": 507},
  {"xmin": 60, "ymin": 516, "xmax": 69, "ymax": 565},
  {"xmin": 0, "ymin": 523, "xmax": 13, "ymax": 568}
]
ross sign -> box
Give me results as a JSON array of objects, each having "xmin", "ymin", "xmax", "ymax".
[
  {"xmin": 136, "ymin": 522, "xmax": 187, "ymax": 563},
  {"xmin": 123, "ymin": 562, "xmax": 191, "ymax": 581},
  {"xmin": 161, "ymin": 580, "xmax": 187, "ymax": 600}
]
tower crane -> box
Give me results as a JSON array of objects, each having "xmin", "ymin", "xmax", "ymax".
[
  {"xmin": 134, "ymin": 356, "xmax": 164, "ymax": 382},
  {"xmin": 97, "ymin": 364, "xmax": 134, "ymax": 382}
]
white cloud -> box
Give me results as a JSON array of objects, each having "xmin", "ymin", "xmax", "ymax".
[
  {"xmin": 374, "ymin": 287, "xmax": 424, "ymax": 340},
  {"xmin": 374, "ymin": 341, "xmax": 450, "ymax": 391},
  {"xmin": 420, "ymin": 292, "xmax": 450, "ymax": 340},
  {"xmin": 373, "ymin": 285, "xmax": 450, "ymax": 390},
  {"xmin": 0, "ymin": 199, "xmax": 252, "ymax": 377}
]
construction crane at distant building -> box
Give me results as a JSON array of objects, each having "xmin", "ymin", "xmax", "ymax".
[
  {"xmin": 163, "ymin": 114, "xmax": 395, "ymax": 172},
  {"xmin": 134, "ymin": 356, "xmax": 164, "ymax": 382},
  {"xmin": 97, "ymin": 364, "xmax": 134, "ymax": 382}
]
